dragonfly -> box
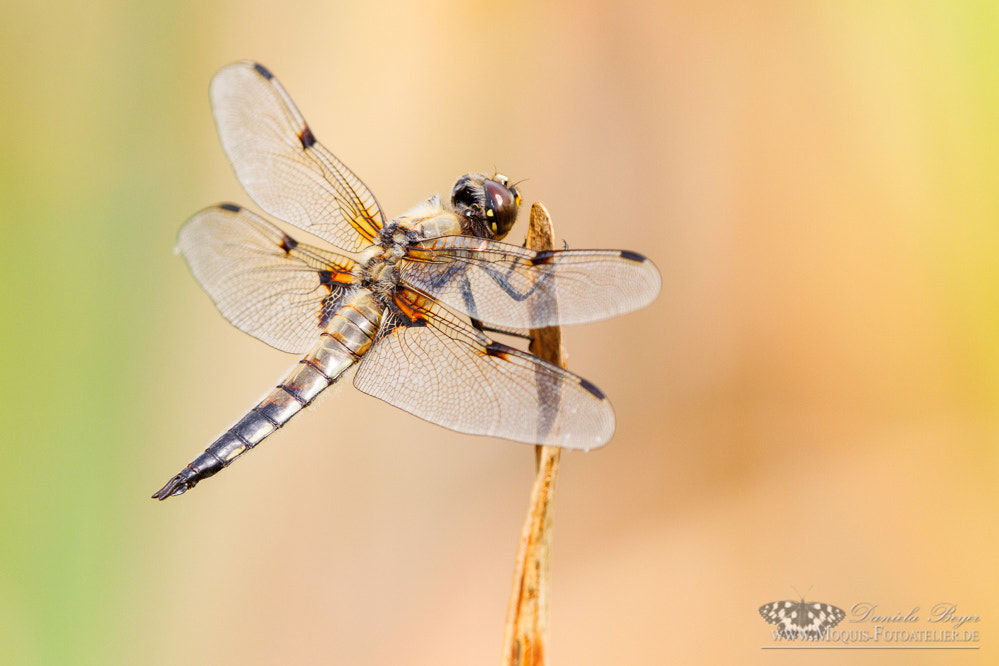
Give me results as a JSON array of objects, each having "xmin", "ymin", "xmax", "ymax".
[{"xmin": 153, "ymin": 61, "xmax": 661, "ymax": 500}]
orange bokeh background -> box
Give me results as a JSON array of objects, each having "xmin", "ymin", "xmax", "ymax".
[{"xmin": 1, "ymin": 2, "xmax": 997, "ymax": 664}]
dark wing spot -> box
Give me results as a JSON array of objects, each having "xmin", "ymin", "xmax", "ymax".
[
  {"xmin": 317, "ymin": 296, "xmax": 336, "ymax": 328},
  {"xmin": 530, "ymin": 250, "xmax": 557, "ymax": 266},
  {"xmin": 391, "ymin": 291, "xmax": 430, "ymax": 326},
  {"xmin": 484, "ymin": 341, "xmax": 516, "ymax": 359},
  {"xmin": 252, "ymin": 63, "xmax": 274, "ymax": 80},
  {"xmin": 219, "ymin": 202, "xmax": 241, "ymax": 213},
  {"xmin": 619, "ymin": 250, "xmax": 646, "ymax": 263},
  {"xmin": 298, "ymin": 125, "xmax": 316, "ymax": 149},
  {"xmin": 578, "ymin": 377, "xmax": 606, "ymax": 400},
  {"xmin": 279, "ymin": 233, "xmax": 298, "ymax": 253},
  {"xmin": 317, "ymin": 268, "xmax": 356, "ymax": 289}
]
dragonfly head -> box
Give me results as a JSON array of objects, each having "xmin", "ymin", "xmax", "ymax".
[{"xmin": 451, "ymin": 173, "xmax": 521, "ymax": 240}]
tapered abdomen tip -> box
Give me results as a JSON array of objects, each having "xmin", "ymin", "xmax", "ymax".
[{"xmin": 151, "ymin": 469, "xmax": 198, "ymax": 500}]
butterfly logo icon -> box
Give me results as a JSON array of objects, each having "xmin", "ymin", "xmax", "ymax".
[{"xmin": 759, "ymin": 596, "xmax": 846, "ymax": 641}]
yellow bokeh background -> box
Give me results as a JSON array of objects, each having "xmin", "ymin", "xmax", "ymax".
[{"xmin": 1, "ymin": 2, "xmax": 997, "ymax": 664}]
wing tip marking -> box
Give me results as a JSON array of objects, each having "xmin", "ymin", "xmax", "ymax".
[
  {"xmin": 218, "ymin": 202, "xmax": 241, "ymax": 213},
  {"xmin": 578, "ymin": 377, "xmax": 607, "ymax": 401},
  {"xmin": 252, "ymin": 62, "xmax": 274, "ymax": 80}
]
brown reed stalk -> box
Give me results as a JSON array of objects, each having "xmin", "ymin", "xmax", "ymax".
[{"xmin": 501, "ymin": 202, "xmax": 566, "ymax": 666}]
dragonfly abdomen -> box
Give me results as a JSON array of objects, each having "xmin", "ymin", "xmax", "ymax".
[{"xmin": 153, "ymin": 291, "xmax": 383, "ymax": 500}]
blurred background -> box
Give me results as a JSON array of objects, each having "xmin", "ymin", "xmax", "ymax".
[{"xmin": 1, "ymin": 1, "xmax": 997, "ymax": 664}]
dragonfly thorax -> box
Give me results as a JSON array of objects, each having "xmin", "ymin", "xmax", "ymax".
[
  {"xmin": 389, "ymin": 195, "xmax": 463, "ymax": 240},
  {"xmin": 357, "ymin": 244, "xmax": 403, "ymax": 293}
]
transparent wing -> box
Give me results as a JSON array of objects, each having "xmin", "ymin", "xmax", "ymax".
[
  {"xmin": 177, "ymin": 203, "xmax": 359, "ymax": 353},
  {"xmin": 353, "ymin": 289, "xmax": 614, "ymax": 449},
  {"xmin": 400, "ymin": 236, "xmax": 661, "ymax": 329},
  {"xmin": 209, "ymin": 61, "xmax": 384, "ymax": 251}
]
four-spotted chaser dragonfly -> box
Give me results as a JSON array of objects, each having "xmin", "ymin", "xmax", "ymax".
[{"xmin": 153, "ymin": 61, "xmax": 661, "ymax": 500}]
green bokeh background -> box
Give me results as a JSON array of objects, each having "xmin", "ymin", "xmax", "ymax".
[{"xmin": 2, "ymin": 2, "xmax": 998, "ymax": 665}]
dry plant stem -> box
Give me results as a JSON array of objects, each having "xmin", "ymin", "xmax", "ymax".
[{"xmin": 501, "ymin": 202, "xmax": 565, "ymax": 666}]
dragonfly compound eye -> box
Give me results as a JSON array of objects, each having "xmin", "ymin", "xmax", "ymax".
[
  {"xmin": 450, "ymin": 173, "xmax": 520, "ymax": 240},
  {"xmin": 483, "ymin": 178, "xmax": 520, "ymax": 241}
]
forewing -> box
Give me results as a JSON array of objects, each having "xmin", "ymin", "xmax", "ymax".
[
  {"xmin": 401, "ymin": 236, "xmax": 661, "ymax": 329},
  {"xmin": 209, "ymin": 61, "xmax": 384, "ymax": 251},
  {"xmin": 352, "ymin": 289, "xmax": 614, "ymax": 449},
  {"xmin": 177, "ymin": 203, "xmax": 358, "ymax": 353}
]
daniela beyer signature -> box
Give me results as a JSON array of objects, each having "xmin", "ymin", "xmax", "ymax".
[
  {"xmin": 778, "ymin": 602, "xmax": 983, "ymax": 644},
  {"xmin": 851, "ymin": 602, "xmax": 979, "ymax": 628}
]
